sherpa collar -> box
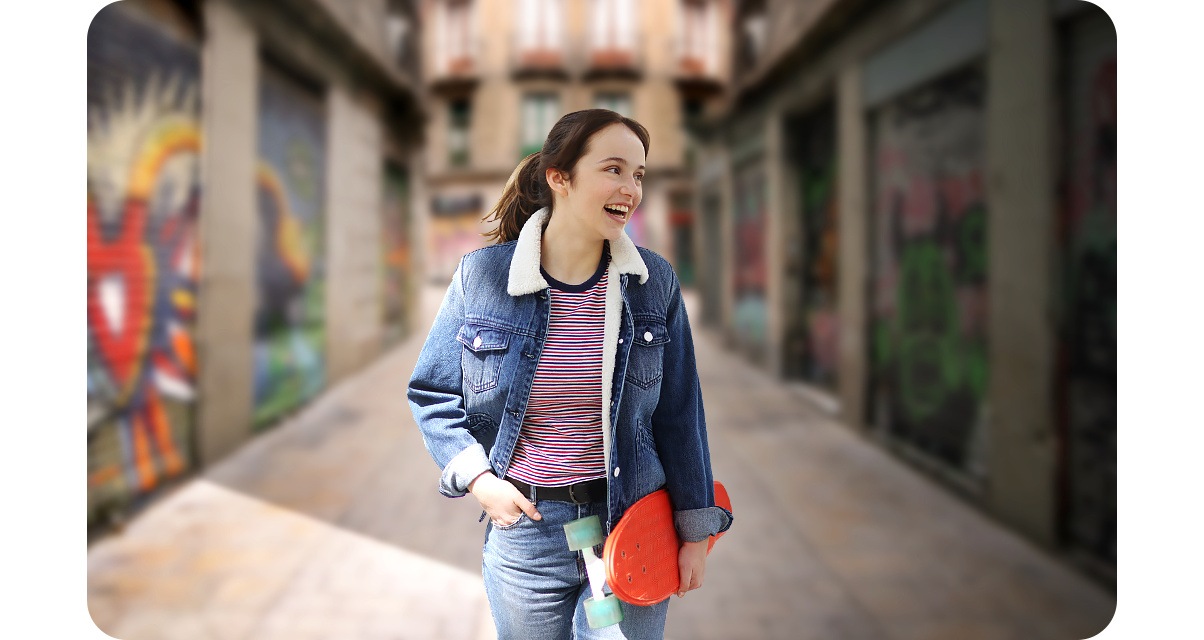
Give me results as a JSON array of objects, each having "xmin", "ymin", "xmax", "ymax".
[{"xmin": 506, "ymin": 206, "xmax": 649, "ymax": 296}]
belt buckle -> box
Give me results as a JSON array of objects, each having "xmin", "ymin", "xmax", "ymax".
[{"xmin": 568, "ymin": 483, "xmax": 585, "ymax": 504}]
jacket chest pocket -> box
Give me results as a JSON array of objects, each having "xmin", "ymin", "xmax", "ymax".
[
  {"xmin": 625, "ymin": 319, "xmax": 669, "ymax": 389},
  {"xmin": 458, "ymin": 323, "xmax": 510, "ymax": 393}
]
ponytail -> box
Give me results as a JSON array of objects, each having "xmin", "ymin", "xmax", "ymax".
[{"xmin": 482, "ymin": 153, "xmax": 549, "ymax": 244}]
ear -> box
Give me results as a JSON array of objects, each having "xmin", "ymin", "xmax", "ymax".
[{"xmin": 545, "ymin": 167, "xmax": 570, "ymax": 197}]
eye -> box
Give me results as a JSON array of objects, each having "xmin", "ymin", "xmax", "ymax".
[
  {"xmin": 634, "ymin": 173, "xmax": 644, "ymax": 182},
  {"xmin": 607, "ymin": 167, "xmax": 621, "ymax": 174}
]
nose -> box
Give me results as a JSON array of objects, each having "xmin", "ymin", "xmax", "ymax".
[{"xmin": 619, "ymin": 175, "xmax": 638, "ymax": 197}]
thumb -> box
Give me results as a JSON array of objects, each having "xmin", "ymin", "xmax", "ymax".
[{"xmin": 517, "ymin": 496, "xmax": 542, "ymax": 521}]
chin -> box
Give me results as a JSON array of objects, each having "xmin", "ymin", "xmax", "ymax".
[{"xmin": 599, "ymin": 225, "xmax": 625, "ymax": 243}]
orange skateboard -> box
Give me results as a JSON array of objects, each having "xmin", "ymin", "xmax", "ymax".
[
  {"xmin": 563, "ymin": 481, "xmax": 733, "ymax": 628},
  {"xmin": 604, "ymin": 481, "xmax": 732, "ymax": 605}
]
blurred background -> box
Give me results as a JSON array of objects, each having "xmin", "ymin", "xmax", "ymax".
[{"xmin": 87, "ymin": 0, "xmax": 1115, "ymax": 637}]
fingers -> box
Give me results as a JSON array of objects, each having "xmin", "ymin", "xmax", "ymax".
[
  {"xmin": 516, "ymin": 495, "xmax": 542, "ymax": 521},
  {"xmin": 677, "ymin": 568, "xmax": 701, "ymax": 598}
]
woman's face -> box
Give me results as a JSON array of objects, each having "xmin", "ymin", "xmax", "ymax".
[{"xmin": 554, "ymin": 123, "xmax": 646, "ymax": 244}]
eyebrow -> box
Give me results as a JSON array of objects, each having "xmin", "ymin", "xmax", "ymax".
[{"xmin": 596, "ymin": 157, "xmax": 646, "ymax": 170}]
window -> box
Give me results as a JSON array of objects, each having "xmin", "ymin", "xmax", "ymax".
[
  {"xmin": 440, "ymin": 0, "xmax": 473, "ymax": 73},
  {"xmin": 520, "ymin": 0, "xmax": 563, "ymax": 50},
  {"xmin": 386, "ymin": 7, "xmax": 411, "ymax": 68},
  {"xmin": 591, "ymin": 0, "xmax": 635, "ymax": 51},
  {"xmin": 448, "ymin": 99, "xmax": 471, "ymax": 166},
  {"xmin": 521, "ymin": 93, "xmax": 560, "ymax": 157},
  {"xmin": 680, "ymin": 0, "xmax": 714, "ymax": 73},
  {"xmin": 594, "ymin": 92, "xmax": 632, "ymax": 117}
]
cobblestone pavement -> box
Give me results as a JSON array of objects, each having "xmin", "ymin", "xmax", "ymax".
[{"xmin": 87, "ymin": 284, "xmax": 1116, "ymax": 640}]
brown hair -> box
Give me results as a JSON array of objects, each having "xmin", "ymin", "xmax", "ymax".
[{"xmin": 482, "ymin": 109, "xmax": 650, "ymax": 244}]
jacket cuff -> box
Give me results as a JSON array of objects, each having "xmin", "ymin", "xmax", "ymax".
[
  {"xmin": 674, "ymin": 506, "xmax": 734, "ymax": 543},
  {"xmin": 439, "ymin": 443, "xmax": 493, "ymax": 497}
]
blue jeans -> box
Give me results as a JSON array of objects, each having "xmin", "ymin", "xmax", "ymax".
[{"xmin": 482, "ymin": 498, "xmax": 670, "ymax": 639}]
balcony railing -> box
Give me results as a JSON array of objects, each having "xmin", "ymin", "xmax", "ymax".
[
  {"xmin": 583, "ymin": 29, "xmax": 644, "ymax": 80},
  {"xmin": 670, "ymin": 36, "xmax": 724, "ymax": 97},
  {"xmin": 430, "ymin": 37, "xmax": 481, "ymax": 93},
  {"xmin": 511, "ymin": 32, "xmax": 570, "ymax": 79}
]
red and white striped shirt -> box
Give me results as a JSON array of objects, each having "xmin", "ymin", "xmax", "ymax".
[{"xmin": 506, "ymin": 255, "xmax": 609, "ymax": 486}]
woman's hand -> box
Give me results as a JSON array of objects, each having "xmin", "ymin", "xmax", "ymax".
[
  {"xmin": 468, "ymin": 472, "xmax": 542, "ymax": 527},
  {"xmin": 676, "ymin": 539, "xmax": 709, "ymax": 597}
]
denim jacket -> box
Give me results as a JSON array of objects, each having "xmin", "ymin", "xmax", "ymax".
[{"xmin": 408, "ymin": 207, "xmax": 733, "ymax": 542}]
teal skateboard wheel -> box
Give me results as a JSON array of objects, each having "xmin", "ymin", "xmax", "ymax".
[
  {"xmin": 564, "ymin": 515, "xmax": 604, "ymax": 551},
  {"xmin": 584, "ymin": 594, "xmax": 624, "ymax": 629}
]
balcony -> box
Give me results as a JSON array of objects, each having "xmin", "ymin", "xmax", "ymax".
[
  {"xmin": 582, "ymin": 30, "xmax": 643, "ymax": 80},
  {"xmin": 511, "ymin": 33, "xmax": 570, "ymax": 80},
  {"xmin": 429, "ymin": 39, "xmax": 481, "ymax": 95},
  {"xmin": 671, "ymin": 37, "xmax": 724, "ymax": 98}
]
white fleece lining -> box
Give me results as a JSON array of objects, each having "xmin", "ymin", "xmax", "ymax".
[
  {"xmin": 505, "ymin": 206, "xmax": 649, "ymax": 477},
  {"xmin": 601, "ymin": 263, "xmax": 622, "ymax": 474}
]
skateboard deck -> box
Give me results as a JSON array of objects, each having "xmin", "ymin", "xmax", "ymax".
[{"xmin": 603, "ymin": 481, "xmax": 732, "ymax": 605}]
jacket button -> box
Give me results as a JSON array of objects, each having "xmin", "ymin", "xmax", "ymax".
[
  {"xmin": 613, "ymin": 467, "xmax": 621, "ymax": 478},
  {"xmin": 618, "ymin": 337, "xmax": 624, "ymax": 344},
  {"xmin": 473, "ymin": 336, "xmax": 483, "ymax": 349},
  {"xmin": 644, "ymin": 331, "xmax": 653, "ymax": 343}
]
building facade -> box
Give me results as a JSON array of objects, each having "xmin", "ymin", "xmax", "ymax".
[
  {"xmin": 694, "ymin": 0, "xmax": 1116, "ymax": 584},
  {"xmin": 87, "ymin": 0, "xmax": 425, "ymax": 531},
  {"xmin": 419, "ymin": 0, "xmax": 731, "ymax": 283}
]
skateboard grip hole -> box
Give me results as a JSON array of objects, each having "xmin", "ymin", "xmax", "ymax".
[
  {"xmin": 627, "ymin": 574, "xmax": 633, "ymax": 583},
  {"xmin": 620, "ymin": 550, "xmax": 627, "ymax": 558},
  {"xmin": 642, "ymin": 566, "xmax": 647, "ymax": 574},
  {"xmin": 635, "ymin": 543, "xmax": 641, "ymax": 550}
]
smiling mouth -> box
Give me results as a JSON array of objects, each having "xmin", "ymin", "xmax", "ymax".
[{"xmin": 604, "ymin": 204, "xmax": 630, "ymax": 222}]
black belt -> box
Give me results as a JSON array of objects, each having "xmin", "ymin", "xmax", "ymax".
[{"xmin": 506, "ymin": 477, "xmax": 607, "ymax": 504}]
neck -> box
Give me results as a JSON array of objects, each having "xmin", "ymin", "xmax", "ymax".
[{"xmin": 541, "ymin": 210, "xmax": 605, "ymax": 285}]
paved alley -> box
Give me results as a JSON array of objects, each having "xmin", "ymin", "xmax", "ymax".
[{"xmin": 87, "ymin": 284, "xmax": 1116, "ymax": 640}]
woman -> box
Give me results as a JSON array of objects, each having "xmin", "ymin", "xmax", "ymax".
[{"xmin": 408, "ymin": 109, "xmax": 732, "ymax": 639}]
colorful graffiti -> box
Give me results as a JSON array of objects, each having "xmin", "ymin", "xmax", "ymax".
[
  {"xmin": 1057, "ymin": 8, "xmax": 1116, "ymax": 565},
  {"xmin": 381, "ymin": 162, "xmax": 412, "ymax": 346},
  {"xmin": 253, "ymin": 64, "xmax": 327, "ymax": 428},
  {"xmin": 787, "ymin": 104, "xmax": 839, "ymax": 388},
  {"xmin": 87, "ymin": 1, "xmax": 200, "ymax": 522},
  {"xmin": 869, "ymin": 64, "xmax": 988, "ymax": 471},
  {"xmin": 732, "ymin": 161, "xmax": 768, "ymax": 358}
]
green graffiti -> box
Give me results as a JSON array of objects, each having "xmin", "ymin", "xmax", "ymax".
[
  {"xmin": 958, "ymin": 204, "xmax": 987, "ymax": 282},
  {"xmin": 873, "ymin": 321, "xmax": 892, "ymax": 368},
  {"xmin": 886, "ymin": 237, "xmax": 989, "ymax": 425}
]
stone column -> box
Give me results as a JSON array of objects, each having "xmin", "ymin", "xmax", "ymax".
[
  {"xmin": 325, "ymin": 86, "xmax": 385, "ymax": 384},
  {"xmin": 764, "ymin": 109, "xmax": 786, "ymax": 377},
  {"xmin": 985, "ymin": 0, "xmax": 1057, "ymax": 545},
  {"xmin": 196, "ymin": 0, "xmax": 258, "ymax": 466},
  {"xmin": 836, "ymin": 63, "xmax": 869, "ymax": 431}
]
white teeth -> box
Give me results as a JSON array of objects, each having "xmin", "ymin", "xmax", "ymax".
[{"xmin": 605, "ymin": 204, "xmax": 629, "ymax": 213}]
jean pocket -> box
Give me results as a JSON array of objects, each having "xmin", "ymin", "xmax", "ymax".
[
  {"xmin": 492, "ymin": 512, "xmax": 528, "ymax": 530},
  {"xmin": 625, "ymin": 318, "xmax": 669, "ymax": 389},
  {"xmin": 458, "ymin": 323, "xmax": 510, "ymax": 393}
]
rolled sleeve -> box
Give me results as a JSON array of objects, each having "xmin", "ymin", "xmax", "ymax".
[
  {"xmin": 674, "ymin": 506, "xmax": 734, "ymax": 543},
  {"xmin": 439, "ymin": 443, "xmax": 493, "ymax": 498}
]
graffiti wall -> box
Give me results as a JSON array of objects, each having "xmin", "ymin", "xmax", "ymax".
[
  {"xmin": 868, "ymin": 64, "xmax": 988, "ymax": 473},
  {"xmin": 381, "ymin": 162, "xmax": 412, "ymax": 346},
  {"xmin": 785, "ymin": 104, "xmax": 839, "ymax": 388},
  {"xmin": 253, "ymin": 62, "xmax": 327, "ymax": 428},
  {"xmin": 1057, "ymin": 8, "xmax": 1116, "ymax": 566},
  {"xmin": 87, "ymin": 0, "xmax": 201, "ymax": 524},
  {"xmin": 429, "ymin": 191, "xmax": 486, "ymax": 283},
  {"xmin": 732, "ymin": 161, "xmax": 768, "ymax": 360},
  {"xmin": 699, "ymin": 191, "xmax": 723, "ymax": 325}
]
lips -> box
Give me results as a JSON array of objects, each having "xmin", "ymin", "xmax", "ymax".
[{"xmin": 603, "ymin": 203, "xmax": 631, "ymax": 222}]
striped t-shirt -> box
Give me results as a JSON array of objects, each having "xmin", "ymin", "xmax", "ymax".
[{"xmin": 505, "ymin": 251, "xmax": 609, "ymax": 487}]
